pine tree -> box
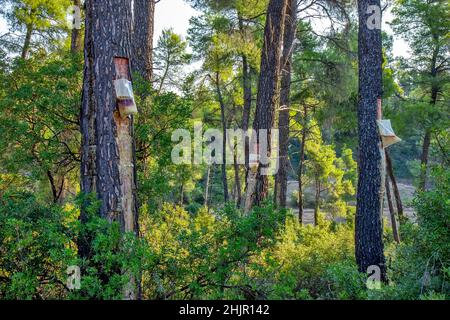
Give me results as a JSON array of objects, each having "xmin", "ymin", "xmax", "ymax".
[
  {"xmin": 355, "ymin": 0, "xmax": 387, "ymax": 281},
  {"xmin": 80, "ymin": 0, "xmax": 139, "ymax": 299},
  {"xmin": 245, "ymin": 0, "xmax": 288, "ymax": 208},
  {"xmin": 275, "ymin": 0, "xmax": 297, "ymax": 208},
  {"xmin": 132, "ymin": 0, "xmax": 155, "ymax": 81}
]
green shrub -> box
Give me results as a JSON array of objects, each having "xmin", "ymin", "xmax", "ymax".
[{"xmin": 376, "ymin": 168, "xmax": 450, "ymax": 300}]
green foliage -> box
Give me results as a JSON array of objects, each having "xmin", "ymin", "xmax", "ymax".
[
  {"xmin": 0, "ymin": 53, "xmax": 82, "ymax": 201},
  {"xmin": 0, "ymin": 0, "xmax": 72, "ymax": 53},
  {"xmin": 140, "ymin": 203, "xmax": 286, "ymax": 299},
  {"xmin": 250, "ymin": 216, "xmax": 357, "ymax": 299},
  {"xmin": 154, "ymin": 29, "xmax": 192, "ymax": 93},
  {"xmin": 0, "ymin": 0, "xmax": 448, "ymax": 303},
  {"xmin": 0, "ymin": 191, "xmax": 76, "ymax": 299},
  {"xmin": 68, "ymin": 195, "xmax": 142, "ymax": 300},
  {"xmin": 1, "ymin": 182, "xmax": 449, "ymax": 300},
  {"xmin": 374, "ymin": 169, "xmax": 450, "ymax": 299},
  {"xmin": 0, "ymin": 192, "xmax": 142, "ymax": 300}
]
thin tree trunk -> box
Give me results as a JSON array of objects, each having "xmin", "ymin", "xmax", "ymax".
[
  {"xmin": 314, "ymin": 179, "xmax": 320, "ymax": 226},
  {"xmin": 70, "ymin": 0, "xmax": 83, "ymax": 53},
  {"xmin": 419, "ymin": 129, "xmax": 432, "ymax": 191},
  {"xmin": 233, "ymin": 144, "xmax": 242, "ymax": 206},
  {"xmin": 385, "ymin": 174, "xmax": 400, "ymax": 243},
  {"xmin": 21, "ymin": 23, "xmax": 33, "ymax": 59},
  {"xmin": 419, "ymin": 40, "xmax": 439, "ymax": 191},
  {"xmin": 132, "ymin": 0, "xmax": 155, "ymax": 81},
  {"xmin": 215, "ymin": 72, "xmax": 229, "ymax": 202},
  {"xmin": 275, "ymin": 0, "xmax": 297, "ymax": 208},
  {"xmin": 385, "ymin": 150, "xmax": 404, "ymax": 220},
  {"xmin": 204, "ymin": 165, "xmax": 211, "ymax": 207},
  {"xmin": 298, "ymin": 122, "xmax": 306, "ymax": 224},
  {"xmin": 355, "ymin": 0, "xmax": 387, "ymax": 281},
  {"xmin": 47, "ymin": 170, "xmax": 63, "ymax": 204},
  {"xmin": 180, "ymin": 183, "xmax": 184, "ymax": 206},
  {"xmin": 238, "ymin": 16, "xmax": 252, "ymax": 181},
  {"xmin": 80, "ymin": 0, "xmax": 138, "ymax": 299},
  {"xmin": 245, "ymin": 0, "xmax": 288, "ymax": 207}
]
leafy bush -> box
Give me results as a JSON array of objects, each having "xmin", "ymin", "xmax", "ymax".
[
  {"xmin": 0, "ymin": 192, "xmax": 142, "ymax": 300},
  {"xmin": 140, "ymin": 203, "xmax": 286, "ymax": 299},
  {"xmin": 375, "ymin": 168, "xmax": 450, "ymax": 299},
  {"xmin": 0, "ymin": 192, "xmax": 76, "ymax": 299},
  {"xmin": 245, "ymin": 215, "xmax": 357, "ymax": 299}
]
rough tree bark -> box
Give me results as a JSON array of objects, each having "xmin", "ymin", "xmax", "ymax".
[
  {"xmin": 80, "ymin": 0, "xmax": 139, "ymax": 299},
  {"xmin": 245, "ymin": 0, "xmax": 288, "ymax": 207},
  {"xmin": 275, "ymin": 0, "xmax": 297, "ymax": 208},
  {"xmin": 355, "ymin": 0, "xmax": 387, "ymax": 281},
  {"xmin": 132, "ymin": 0, "xmax": 155, "ymax": 81}
]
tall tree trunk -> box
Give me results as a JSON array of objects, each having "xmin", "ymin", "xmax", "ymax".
[
  {"xmin": 245, "ymin": 0, "xmax": 288, "ymax": 207},
  {"xmin": 419, "ymin": 40, "xmax": 440, "ymax": 191},
  {"xmin": 21, "ymin": 23, "xmax": 33, "ymax": 59},
  {"xmin": 215, "ymin": 72, "xmax": 229, "ymax": 202},
  {"xmin": 238, "ymin": 16, "xmax": 252, "ymax": 181},
  {"xmin": 385, "ymin": 150, "xmax": 404, "ymax": 219},
  {"xmin": 80, "ymin": 0, "xmax": 139, "ymax": 299},
  {"xmin": 275, "ymin": 0, "xmax": 297, "ymax": 208},
  {"xmin": 70, "ymin": 0, "xmax": 83, "ymax": 53},
  {"xmin": 355, "ymin": 0, "xmax": 387, "ymax": 281},
  {"xmin": 385, "ymin": 174, "xmax": 400, "ymax": 243},
  {"xmin": 132, "ymin": 0, "xmax": 155, "ymax": 81},
  {"xmin": 298, "ymin": 121, "xmax": 306, "ymax": 224}
]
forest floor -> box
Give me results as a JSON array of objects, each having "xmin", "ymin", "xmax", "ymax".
[{"xmin": 286, "ymin": 180, "xmax": 417, "ymax": 225}]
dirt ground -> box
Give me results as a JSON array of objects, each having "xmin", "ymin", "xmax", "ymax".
[{"xmin": 285, "ymin": 180, "xmax": 417, "ymax": 225}]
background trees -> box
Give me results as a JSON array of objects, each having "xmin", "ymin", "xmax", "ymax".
[
  {"xmin": 0, "ymin": 0, "xmax": 71, "ymax": 58},
  {"xmin": 0, "ymin": 0, "xmax": 448, "ymax": 300},
  {"xmin": 391, "ymin": 0, "xmax": 449, "ymax": 191}
]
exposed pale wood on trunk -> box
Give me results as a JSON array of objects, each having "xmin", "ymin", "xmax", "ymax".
[{"xmin": 80, "ymin": 0, "xmax": 138, "ymax": 299}]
